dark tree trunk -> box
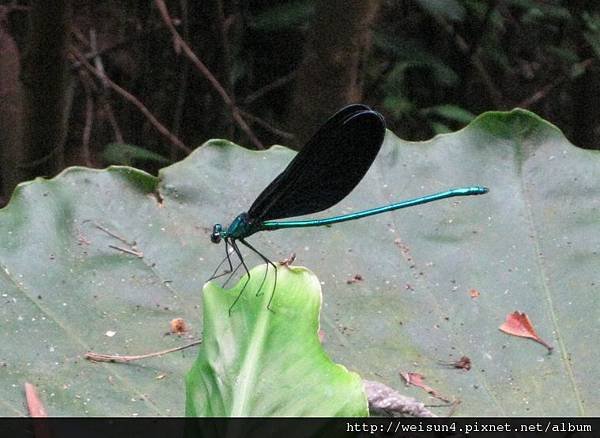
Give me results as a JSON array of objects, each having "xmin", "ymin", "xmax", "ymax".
[
  {"xmin": 20, "ymin": 0, "xmax": 72, "ymax": 179},
  {"xmin": 567, "ymin": 0, "xmax": 600, "ymax": 149},
  {"xmin": 572, "ymin": 64, "xmax": 600, "ymax": 150},
  {"xmin": 186, "ymin": 0, "xmax": 235, "ymax": 144},
  {"xmin": 287, "ymin": 0, "xmax": 381, "ymax": 148},
  {"xmin": 0, "ymin": 7, "xmax": 25, "ymax": 201}
]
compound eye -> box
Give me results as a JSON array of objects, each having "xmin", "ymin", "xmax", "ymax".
[{"xmin": 210, "ymin": 224, "xmax": 222, "ymax": 244}]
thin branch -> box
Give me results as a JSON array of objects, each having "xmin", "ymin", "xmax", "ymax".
[
  {"xmin": 447, "ymin": 399, "xmax": 461, "ymax": 417},
  {"xmin": 93, "ymin": 222, "xmax": 143, "ymax": 256},
  {"xmin": 93, "ymin": 222, "xmax": 134, "ymax": 245},
  {"xmin": 518, "ymin": 59, "xmax": 594, "ymax": 108},
  {"xmin": 171, "ymin": 0, "xmax": 190, "ymax": 160},
  {"xmin": 239, "ymin": 109, "xmax": 295, "ymax": 140},
  {"xmin": 89, "ymin": 29, "xmax": 108, "ymax": 90},
  {"xmin": 70, "ymin": 22, "xmax": 168, "ymax": 70},
  {"xmin": 243, "ymin": 70, "xmax": 297, "ymax": 105},
  {"xmin": 72, "ymin": 28, "xmax": 125, "ymax": 144},
  {"xmin": 154, "ymin": 0, "xmax": 264, "ymax": 149},
  {"xmin": 80, "ymin": 71, "xmax": 94, "ymax": 166},
  {"xmin": 103, "ymin": 100, "xmax": 125, "ymax": 143},
  {"xmin": 85, "ymin": 340, "xmax": 202, "ymax": 363},
  {"xmin": 108, "ymin": 244, "xmax": 144, "ymax": 258},
  {"xmin": 5, "ymin": 4, "xmax": 31, "ymax": 14},
  {"xmin": 70, "ymin": 47, "xmax": 191, "ymax": 154},
  {"xmin": 432, "ymin": 13, "xmax": 504, "ymax": 108},
  {"xmin": 16, "ymin": 149, "xmax": 62, "ymax": 170},
  {"xmin": 466, "ymin": 1, "xmax": 499, "ymax": 60}
]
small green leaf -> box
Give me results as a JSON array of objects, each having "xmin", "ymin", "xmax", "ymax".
[
  {"xmin": 250, "ymin": 1, "xmax": 314, "ymax": 32},
  {"xmin": 374, "ymin": 36, "xmax": 459, "ymax": 87},
  {"xmin": 582, "ymin": 12, "xmax": 600, "ymax": 59},
  {"xmin": 382, "ymin": 95, "xmax": 414, "ymax": 119},
  {"xmin": 414, "ymin": 0, "xmax": 466, "ymax": 21},
  {"xmin": 102, "ymin": 143, "xmax": 171, "ymax": 166},
  {"xmin": 186, "ymin": 265, "xmax": 368, "ymax": 417},
  {"xmin": 429, "ymin": 121, "xmax": 452, "ymax": 134},
  {"xmin": 423, "ymin": 104, "xmax": 477, "ymax": 125}
]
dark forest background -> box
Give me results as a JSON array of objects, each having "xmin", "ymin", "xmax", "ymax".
[{"xmin": 1, "ymin": 0, "xmax": 599, "ymax": 205}]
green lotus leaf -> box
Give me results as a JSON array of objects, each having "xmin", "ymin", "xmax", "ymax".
[
  {"xmin": 0, "ymin": 109, "xmax": 597, "ymax": 416},
  {"xmin": 186, "ymin": 264, "xmax": 367, "ymax": 416}
]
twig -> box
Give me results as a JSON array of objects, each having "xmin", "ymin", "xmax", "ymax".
[
  {"xmin": 518, "ymin": 59, "xmax": 594, "ymax": 108},
  {"xmin": 108, "ymin": 244, "xmax": 143, "ymax": 258},
  {"xmin": 94, "ymin": 222, "xmax": 143, "ymax": 257},
  {"xmin": 79, "ymin": 71, "xmax": 94, "ymax": 166},
  {"xmin": 466, "ymin": 1, "xmax": 499, "ymax": 60},
  {"xmin": 154, "ymin": 0, "xmax": 264, "ymax": 149},
  {"xmin": 86, "ymin": 27, "xmax": 126, "ymax": 143},
  {"xmin": 103, "ymin": 100, "xmax": 125, "ymax": 143},
  {"xmin": 171, "ymin": 0, "xmax": 189, "ymax": 159},
  {"xmin": 243, "ymin": 70, "xmax": 297, "ymax": 105},
  {"xmin": 16, "ymin": 147, "xmax": 62, "ymax": 169},
  {"xmin": 85, "ymin": 340, "xmax": 202, "ymax": 363},
  {"xmin": 70, "ymin": 47, "xmax": 191, "ymax": 154},
  {"xmin": 71, "ymin": 30, "xmax": 125, "ymax": 144},
  {"xmin": 239, "ymin": 109, "xmax": 295, "ymax": 140},
  {"xmin": 4, "ymin": 4, "xmax": 31, "ymax": 14},
  {"xmin": 518, "ymin": 80, "xmax": 561, "ymax": 108},
  {"xmin": 70, "ymin": 21, "xmax": 170, "ymax": 70},
  {"xmin": 432, "ymin": 12, "xmax": 504, "ymax": 108},
  {"xmin": 447, "ymin": 399, "xmax": 461, "ymax": 417},
  {"xmin": 93, "ymin": 222, "xmax": 133, "ymax": 246},
  {"xmin": 89, "ymin": 29, "xmax": 109, "ymax": 90},
  {"xmin": 278, "ymin": 252, "xmax": 296, "ymax": 266}
]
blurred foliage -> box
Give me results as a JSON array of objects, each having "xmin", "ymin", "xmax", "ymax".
[
  {"xmin": 248, "ymin": 0, "xmax": 314, "ymax": 32},
  {"xmin": 414, "ymin": 0, "xmax": 466, "ymax": 21},
  {"xmin": 371, "ymin": 1, "xmax": 599, "ymax": 141},
  {"xmin": 1, "ymin": 0, "xmax": 599, "ymax": 190},
  {"xmin": 102, "ymin": 143, "xmax": 171, "ymax": 167},
  {"xmin": 582, "ymin": 11, "xmax": 600, "ymax": 58}
]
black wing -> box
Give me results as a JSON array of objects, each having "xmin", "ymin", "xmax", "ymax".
[{"xmin": 247, "ymin": 104, "xmax": 386, "ymax": 222}]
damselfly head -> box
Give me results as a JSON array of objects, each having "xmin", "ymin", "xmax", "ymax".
[{"xmin": 211, "ymin": 224, "xmax": 223, "ymax": 244}]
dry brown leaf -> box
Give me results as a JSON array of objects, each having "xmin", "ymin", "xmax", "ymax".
[
  {"xmin": 170, "ymin": 318, "xmax": 187, "ymax": 334},
  {"xmin": 400, "ymin": 372, "xmax": 451, "ymax": 402},
  {"xmin": 25, "ymin": 382, "xmax": 47, "ymax": 417},
  {"xmin": 453, "ymin": 356, "xmax": 472, "ymax": 371},
  {"xmin": 346, "ymin": 274, "xmax": 364, "ymax": 284},
  {"xmin": 439, "ymin": 356, "xmax": 472, "ymax": 371},
  {"xmin": 499, "ymin": 311, "xmax": 553, "ymax": 352}
]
